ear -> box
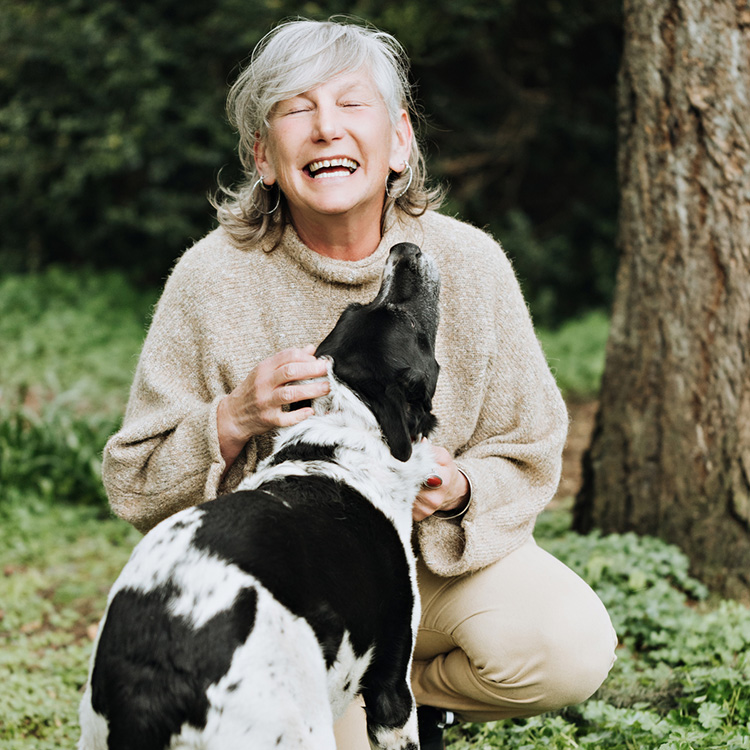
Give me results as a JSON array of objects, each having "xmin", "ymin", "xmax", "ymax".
[
  {"xmin": 403, "ymin": 362, "xmax": 440, "ymax": 440},
  {"xmin": 253, "ymin": 132, "xmax": 276, "ymax": 184},
  {"xmin": 369, "ymin": 383, "xmax": 413, "ymax": 462},
  {"xmin": 408, "ymin": 358, "xmax": 440, "ymax": 402},
  {"xmin": 389, "ymin": 110, "xmax": 414, "ymax": 173}
]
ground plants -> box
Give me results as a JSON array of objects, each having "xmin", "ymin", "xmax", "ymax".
[
  {"xmin": 0, "ymin": 268, "xmax": 155, "ymax": 509},
  {"xmin": 537, "ymin": 309, "xmax": 609, "ymax": 399},
  {"xmin": 0, "ymin": 501, "xmax": 139, "ymax": 749},
  {"xmin": 2, "ymin": 499, "xmax": 749, "ymax": 749},
  {"xmin": 0, "ymin": 266, "xmax": 154, "ymax": 413},
  {"xmin": 0, "ymin": 403, "xmax": 118, "ymax": 507},
  {"xmin": 446, "ymin": 509, "xmax": 750, "ymax": 749},
  {"xmin": 2, "ymin": 270, "xmax": 749, "ymax": 748}
]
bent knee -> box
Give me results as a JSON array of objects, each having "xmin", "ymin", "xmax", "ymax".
[
  {"xmin": 538, "ymin": 621, "xmax": 618, "ymax": 709},
  {"xmin": 472, "ymin": 610, "xmax": 618, "ymax": 713}
]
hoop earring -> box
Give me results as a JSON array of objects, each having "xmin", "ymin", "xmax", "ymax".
[
  {"xmin": 251, "ymin": 177, "xmax": 280, "ymax": 215},
  {"xmin": 385, "ymin": 162, "xmax": 413, "ymax": 200}
]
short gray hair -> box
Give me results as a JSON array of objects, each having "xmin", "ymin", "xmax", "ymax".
[{"xmin": 214, "ymin": 18, "xmax": 443, "ymax": 244}]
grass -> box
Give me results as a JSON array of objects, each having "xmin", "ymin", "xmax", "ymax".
[
  {"xmin": 1, "ymin": 268, "xmax": 749, "ymax": 749},
  {"xmin": 0, "ymin": 266, "xmax": 155, "ymax": 414},
  {"xmin": 0, "ymin": 501, "xmax": 139, "ymax": 748},
  {"xmin": 0, "ymin": 268, "xmax": 157, "ymax": 509},
  {"xmin": 537, "ymin": 309, "xmax": 610, "ymax": 400},
  {"xmin": 2, "ymin": 499, "xmax": 749, "ymax": 748}
]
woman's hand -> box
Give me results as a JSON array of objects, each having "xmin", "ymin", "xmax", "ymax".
[
  {"xmin": 413, "ymin": 445, "xmax": 471, "ymax": 522},
  {"xmin": 217, "ymin": 345, "xmax": 330, "ymax": 469}
]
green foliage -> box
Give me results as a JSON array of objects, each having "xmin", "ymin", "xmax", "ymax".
[
  {"xmin": 0, "ymin": 403, "xmax": 118, "ymax": 508},
  {"xmin": 537, "ymin": 309, "xmax": 609, "ymax": 399},
  {"xmin": 1, "ymin": 0, "xmax": 262, "ymax": 276},
  {"xmin": 0, "ymin": 502, "xmax": 138, "ymax": 748},
  {"xmin": 447, "ymin": 508, "xmax": 750, "ymax": 749},
  {"xmin": 497, "ymin": 210, "xmax": 618, "ymax": 328},
  {"xmin": 0, "ymin": 268, "xmax": 155, "ymax": 510},
  {"xmin": 369, "ymin": 0, "xmax": 623, "ymax": 323},
  {"xmin": 0, "ymin": 268, "xmax": 609, "ymax": 511},
  {"xmin": 540, "ymin": 525, "xmax": 710, "ymax": 649},
  {"xmin": 7, "ymin": 270, "xmax": 748, "ymax": 748},
  {"xmin": 0, "ymin": 267, "xmax": 155, "ymax": 412},
  {"xmin": 3, "ymin": 499, "xmax": 749, "ymax": 748},
  {"xmin": 1, "ymin": 0, "xmax": 621, "ymax": 320}
]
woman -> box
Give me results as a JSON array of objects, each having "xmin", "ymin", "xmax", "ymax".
[{"xmin": 102, "ymin": 19, "xmax": 616, "ymax": 750}]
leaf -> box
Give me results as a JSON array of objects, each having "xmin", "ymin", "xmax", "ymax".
[{"xmin": 696, "ymin": 701, "xmax": 728, "ymax": 731}]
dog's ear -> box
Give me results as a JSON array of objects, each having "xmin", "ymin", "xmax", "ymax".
[
  {"xmin": 402, "ymin": 362, "xmax": 440, "ymax": 442},
  {"xmin": 369, "ymin": 382, "xmax": 414, "ymax": 462},
  {"xmin": 371, "ymin": 362, "xmax": 440, "ymax": 462}
]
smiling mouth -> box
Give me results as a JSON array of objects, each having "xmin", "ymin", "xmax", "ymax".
[{"xmin": 304, "ymin": 157, "xmax": 359, "ymax": 179}]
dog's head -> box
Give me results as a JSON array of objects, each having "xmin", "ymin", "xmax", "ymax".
[{"xmin": 316, "ymin": 243, "xmax": 440, "ymax": 462}]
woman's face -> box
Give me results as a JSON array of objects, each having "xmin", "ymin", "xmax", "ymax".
[{"xmin": 254, "ymin": 70, "xmax": 412, "ymax": 233}]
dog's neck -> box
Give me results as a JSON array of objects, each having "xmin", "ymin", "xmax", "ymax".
[
  {"xmin": 307, "ymin": 360, "xmax": 382, "ymax": 433},
  {"xmin": 274, "ymin": 359, "xmax": 387, "ymax": 450},
  {"xmin": 237, "ymin": 362, "xmax": 435, "ymax": 537}
]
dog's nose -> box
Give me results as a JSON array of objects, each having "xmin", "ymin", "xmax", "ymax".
[{"xmin": 389, "ymin": 242, "xmax": 422, "ymax": 262}]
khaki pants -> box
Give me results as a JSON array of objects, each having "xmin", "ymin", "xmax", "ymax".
[{"xmin": 334, "ymin": 536, "xmax": 617, "ymax": 748}]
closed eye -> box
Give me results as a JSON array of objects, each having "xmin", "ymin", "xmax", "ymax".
[{"xmin": 276, "ymin": 97, "xmax": 313, "ymax": 116}]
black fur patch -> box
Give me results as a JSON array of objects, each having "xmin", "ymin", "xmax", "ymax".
[
  {"xmin": 91, "ymin": 584, "xmax": 257, "ymax": 750},
  {"xmin": 265, "ymin": 441, "xmax": 337, "ymax": 467},
  {"xmin": 192, "ymin": 481, "xmax": 413, "ymax": 670}
]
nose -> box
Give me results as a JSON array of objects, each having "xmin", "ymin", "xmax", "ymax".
[
  {"xmin": 390, "ymin": 243, "xmax": 422, "ymax": 263},
  {"xmin": 312, "ymin": 102, "xmax": 343, "ymax": 142}
]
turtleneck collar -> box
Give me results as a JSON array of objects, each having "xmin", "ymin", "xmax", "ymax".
[{"xmin": 262, "ymin": 217, "xmax": 419, "ymax": 287}]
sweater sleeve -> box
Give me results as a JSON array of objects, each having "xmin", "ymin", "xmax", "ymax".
[
  {"xmin": 416, "ymin": 232, "xmax": 569, "ymax": 576},
  {"xmin": 101, "ymin": 260, "xmax": 257, "ymax": 533}
]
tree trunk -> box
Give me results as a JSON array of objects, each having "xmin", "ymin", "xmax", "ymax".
[{"xmin": 574, "ymin": 0, "xmax": 750, "ymax": 599}]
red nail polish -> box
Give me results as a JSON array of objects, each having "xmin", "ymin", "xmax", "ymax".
[{"xmin": 426, "ymin": 475, "xmax": 443, "ymax": 488}]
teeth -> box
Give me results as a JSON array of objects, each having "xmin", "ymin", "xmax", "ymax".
[{"xmin": 307, "ymin": 157, "xmax": 359, "ymax": 175}]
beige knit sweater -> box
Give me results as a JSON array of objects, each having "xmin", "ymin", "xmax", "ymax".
[{"xmin": 102, "ymin": 210, "xmax": 568, "ymax": 576}]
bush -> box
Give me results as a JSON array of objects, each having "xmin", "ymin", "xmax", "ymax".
[
  {"xmin": 1, "ymin": 0, "xmax": 251, "ymax": 277},
  {"xmin": 1, "ymin": 0, "xmax": 621, "ymax": 321},
  {"xmin": 0, "ymin": 267, "xmax": 155, "ymax": 510},
  {"xmin": 0, "ymin": 403, "xmax": 118, "ymax": 508},
  {"xmin": 538, "ymin": 309, "xmax": 609, "ymax": 399}
]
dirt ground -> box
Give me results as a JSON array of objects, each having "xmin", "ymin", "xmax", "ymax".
[{"xmin": 556, "ymin": 400, "xmax": 598, "ymax": 502}]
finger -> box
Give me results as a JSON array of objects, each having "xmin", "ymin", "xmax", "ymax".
[
  {"xmin": 276, "ymin": 406, "xmax": 316, "ymax": 428},
  {"xmin": 272, "ymin": 359, "xmax": 329, "ymax": 388},
  {"xmin": 412, "ymin": 498, "xmax": 441, "ymax": 522},
  {"xmin": 270, "ymin": 379, "xmax": 329, "ymax": 408},
  {"xmin": 260, "ymin": 347, "xmax": 320, "ymax": 379},
  {"xmin": 270, "ymin": 345, "xmax": 319, "ymax": 364},
  {"xmin": 414, "ymin": 490, "xmax": 444, "ymax": 513}
]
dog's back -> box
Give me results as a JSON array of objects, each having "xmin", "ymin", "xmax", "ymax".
[{"xmin": 80, "ymin": 477, "xmax": 415, "ymax": 750}]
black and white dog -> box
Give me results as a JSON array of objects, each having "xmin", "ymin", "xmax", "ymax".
[{"xmin": 79, "ymin": 243, "xmax": 441, "ymax": 750}]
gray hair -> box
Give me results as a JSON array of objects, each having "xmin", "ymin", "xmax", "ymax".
[{"xmin": 213, "ymin": 18, "xmax": 443, "ymax": 244}]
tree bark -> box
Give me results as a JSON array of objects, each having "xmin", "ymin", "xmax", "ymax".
[{"xmin": 574, "ymin": 0, "xmax": 750, "ymax": 599}]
